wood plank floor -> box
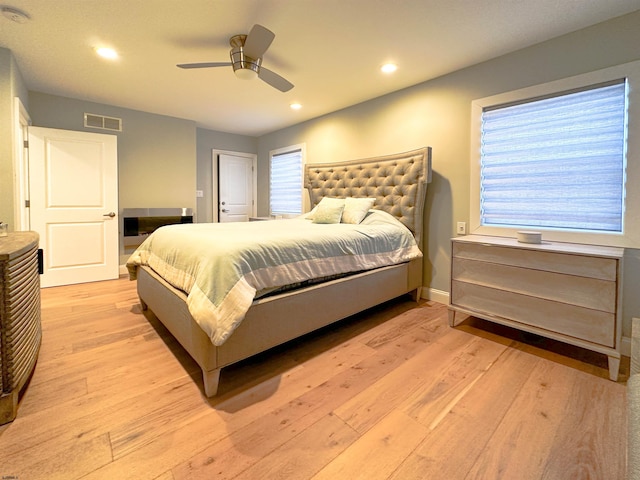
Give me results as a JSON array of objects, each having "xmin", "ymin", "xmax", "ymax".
[{"xmin": 0, "ymin": 276, "xmax": 628, "ymax": 479}]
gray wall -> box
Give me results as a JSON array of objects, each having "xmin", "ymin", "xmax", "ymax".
[
  {"xmin": 28, "ymin": 92, "xmax": 198, "ymax": 264},
  {"xmin": 0, "ymin": 47, "xmax": 28, "ymax": 228},
  {"xmin": 28, "ymin": 92, "xmax": 197, "ymax": 211},
  {"xmin": 257, "ymin": 11, "xmax": 640, "ymax": 338},
  {"xmin": 196, "ymin": 128, "xmax": 257, "ymax": 223},
  {"xmin": 4, "ymin": 11, "xmax": 640, "ymax": 340},
  {"xmin": 27, "ymin": 92, "xmax": 257, "ymax": 262}
]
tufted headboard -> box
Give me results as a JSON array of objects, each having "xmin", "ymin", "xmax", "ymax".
[{"xmin": 305, "ymin": 147, "xmax": 432, "ymax": 246}]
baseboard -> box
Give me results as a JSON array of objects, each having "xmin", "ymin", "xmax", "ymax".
[
  {"xmin": 119, "ymin": 264, "xmax": 128, "ymax": 276},
  {"xmin": 422, "ymin": 287, "xmax": 449, "ymax": 305}
]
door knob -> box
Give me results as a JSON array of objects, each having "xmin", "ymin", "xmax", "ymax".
[
  {"xmin": 221, "ymin": 209, "xmax": 229, "ymax": 213},
  {"xmin": 103, "ymin": 212, "xmax": 116, "ymax": 217}
]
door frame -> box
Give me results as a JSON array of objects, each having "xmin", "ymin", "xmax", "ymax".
[
  {"xmin": 13, "ymin": 97, "xmax": 31, "ymax": 231},
  {"xmin": 212, "ymin": 149, "xmax": 257, "ymax": 222}
]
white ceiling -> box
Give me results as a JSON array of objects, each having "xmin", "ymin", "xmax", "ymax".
[{"xmin": 2, "ymin": 0, "xmax": 640, "ymax": 136}]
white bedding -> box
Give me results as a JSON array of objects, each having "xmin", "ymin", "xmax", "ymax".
[{"xmin": 127, "ymin": 209, "xmax": 421, "ymax": 346}]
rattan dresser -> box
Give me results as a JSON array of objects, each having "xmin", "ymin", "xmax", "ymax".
[{"xmin": 0, "ymin": 231, "xmax": 41, "ymax": 424}]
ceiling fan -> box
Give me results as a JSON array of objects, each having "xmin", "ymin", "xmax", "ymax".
[{"xmin": 177, "ymin": 24, "xmax": 294, "ymax": 92}]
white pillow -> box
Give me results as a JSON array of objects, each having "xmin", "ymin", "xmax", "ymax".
[
  {"xmin": 311, "ymin": 197, "xmax": 345, "ymax": 224},
  {"xmin": 304, "ymin": 204, "xmax": 319, "ymax": 219},
  {"xmin": 342, "ymin": 197, "xmax": 376, "ymax": 224}
]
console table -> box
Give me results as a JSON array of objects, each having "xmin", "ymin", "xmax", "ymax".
[{"xmin": 448, "ymin": 235, "xmax": 624, "ymax": 381}]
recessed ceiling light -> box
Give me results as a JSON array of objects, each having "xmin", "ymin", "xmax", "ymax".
[
  {"xmin": 290, "ymin": 103, "xmax": 302, "ymax": 110},
  {"xmin": 95, "ymin": 47, "xmax": 118, "ymax": 60},
  {"xmin": 381, "ymin": 63, "xmax": 398, "ymax": 74}
]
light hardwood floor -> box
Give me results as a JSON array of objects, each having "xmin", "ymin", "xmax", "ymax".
[{"xmin": 0, "ymin": 276, "xmax": 628, "ymax": 479}]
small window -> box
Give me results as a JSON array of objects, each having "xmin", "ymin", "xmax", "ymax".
[
  {"xmin": 269, "ymin": 144, "xmax": 305, "ymax": 216},
  {"xmin": 480, "ymin": 80, "xmax": 627, "ymax": 233}
]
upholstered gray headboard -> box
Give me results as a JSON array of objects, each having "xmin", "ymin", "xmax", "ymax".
[{"xmin": 305, "ymin": 147, "xmax": 432, "ymax": 246}]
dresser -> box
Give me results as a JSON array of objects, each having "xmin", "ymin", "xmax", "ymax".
[
  {"xmin": 449, "ymin": 235, "xmax": 624, "ymax": 381},
  {"xmin": 0, "ymin": 231, "xmax": 42, "ymax": 424}
]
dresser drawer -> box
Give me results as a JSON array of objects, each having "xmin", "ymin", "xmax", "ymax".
[
  {"xmin": 451, "ymin": 281, "xmax": 615, "ymax": 347},
  {"xmin": 452, "ymin": 257, "xmax": 616, "ymax": 313},
  {"xmin": 452, "ymin": 241, "xmax": 617, "ymax": 281}
]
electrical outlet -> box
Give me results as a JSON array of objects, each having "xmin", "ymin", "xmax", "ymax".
[
  {"xmin": 457, "ymin": 222, "xmax": 466, "ymax": 235},
  {"xmin": 196, "ymin": 190, "xmax": 204, "ymax": 198}
]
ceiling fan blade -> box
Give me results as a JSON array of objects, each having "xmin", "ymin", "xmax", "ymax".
[
  {"xmin": 243, "ymin": 24, "xmax": 275, "ymax": 59},
  {"xmin": 259, "ymin": 67, "xmax": 294, "ymax": 92},
  {"xmin": 177, "ymin": 62, "xmax": 231, "ymax": 69}
]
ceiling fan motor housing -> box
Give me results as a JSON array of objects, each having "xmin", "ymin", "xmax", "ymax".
[{"xmin": 229, "ymin": 34, "xmax": 261, "ymax": 79}]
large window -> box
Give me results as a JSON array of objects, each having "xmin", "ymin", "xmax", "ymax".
[
  {"xmin": 269, "ymin": 144, "xmax": 305, "ymax": 216},
  {"xmin": 481, "ymin": 81, "xmax": 627, "ymax": 232},
  {"xmin": 470, "ymin": 60, "xmax": 640, "ymax": 248}
]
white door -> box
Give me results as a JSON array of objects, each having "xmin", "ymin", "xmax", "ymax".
[
  {"xmin": 28, "ymin": 127, "xmax": 119, "ymax": 288},
  {"xmin": 218, "ymin": 153, "xmax": 254, "ymax": 222}
]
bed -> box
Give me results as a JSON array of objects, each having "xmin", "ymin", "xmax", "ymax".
[{"xmin": 127, "ymin": 147, "xmax": 432, "ymax": 396}]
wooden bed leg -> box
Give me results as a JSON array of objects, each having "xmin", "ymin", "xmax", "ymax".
[
  {"xmin": 203, "ymin": 368, "xmax": 221, "ymax": 397},
  {"xmin": 410, "ymin": 287, "xmax": 421, "ymax": 303}
]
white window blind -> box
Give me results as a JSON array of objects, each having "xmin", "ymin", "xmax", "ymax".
[
  {"xmin": 270, "ymin": 148, "xmax": 303, "ymax": 215},
  {"xmin": 480, "ymin": 80, "xmax": 628, "ymax": 232}
]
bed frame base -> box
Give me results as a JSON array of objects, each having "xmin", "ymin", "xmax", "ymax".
[{"xmin": 137, "ymin": 258, "xmax": 421, "ymax": 397}]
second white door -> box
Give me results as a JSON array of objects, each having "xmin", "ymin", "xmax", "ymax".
[{"xmin": 218, "ymin": 153, "xmax": 254, "ymax": 222}]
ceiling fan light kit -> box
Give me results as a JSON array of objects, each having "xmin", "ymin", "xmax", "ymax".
[
  {"xmin": 234, "ymin": 65, "xmax": 259, "ymax": 80},
  {"xmin": 177, "ymin": 24, "xmax": 294, "ymax": 92}
]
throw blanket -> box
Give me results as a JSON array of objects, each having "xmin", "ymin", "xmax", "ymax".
[{"xmin": 127, "ymin": 210, "xmax": 421, "ymax": 346}]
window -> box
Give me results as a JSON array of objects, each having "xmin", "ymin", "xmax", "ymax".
[
  {"xmin": 470, "ymin": 60, "xmax": 640, "ymax": 248},
  {"xmin": 269, "ymin": 144, "xmax": 305, "ymax": 216},
  {"xmin": 481, "ymin": 81, "xmax": 627, "ymax": 232}
]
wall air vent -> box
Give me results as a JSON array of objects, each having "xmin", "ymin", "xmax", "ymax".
[{"xmin": 84, "ymin": 113, "xmax": 122, "ymax": 132}]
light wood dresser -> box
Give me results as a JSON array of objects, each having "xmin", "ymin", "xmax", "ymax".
[
  {"xmin": 0, "ymin": 231, "xmax": 42, "ymax": 424},
  {"xmin": 448, "ymin": 235, "xmax": 624, "ymax": 381}
]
